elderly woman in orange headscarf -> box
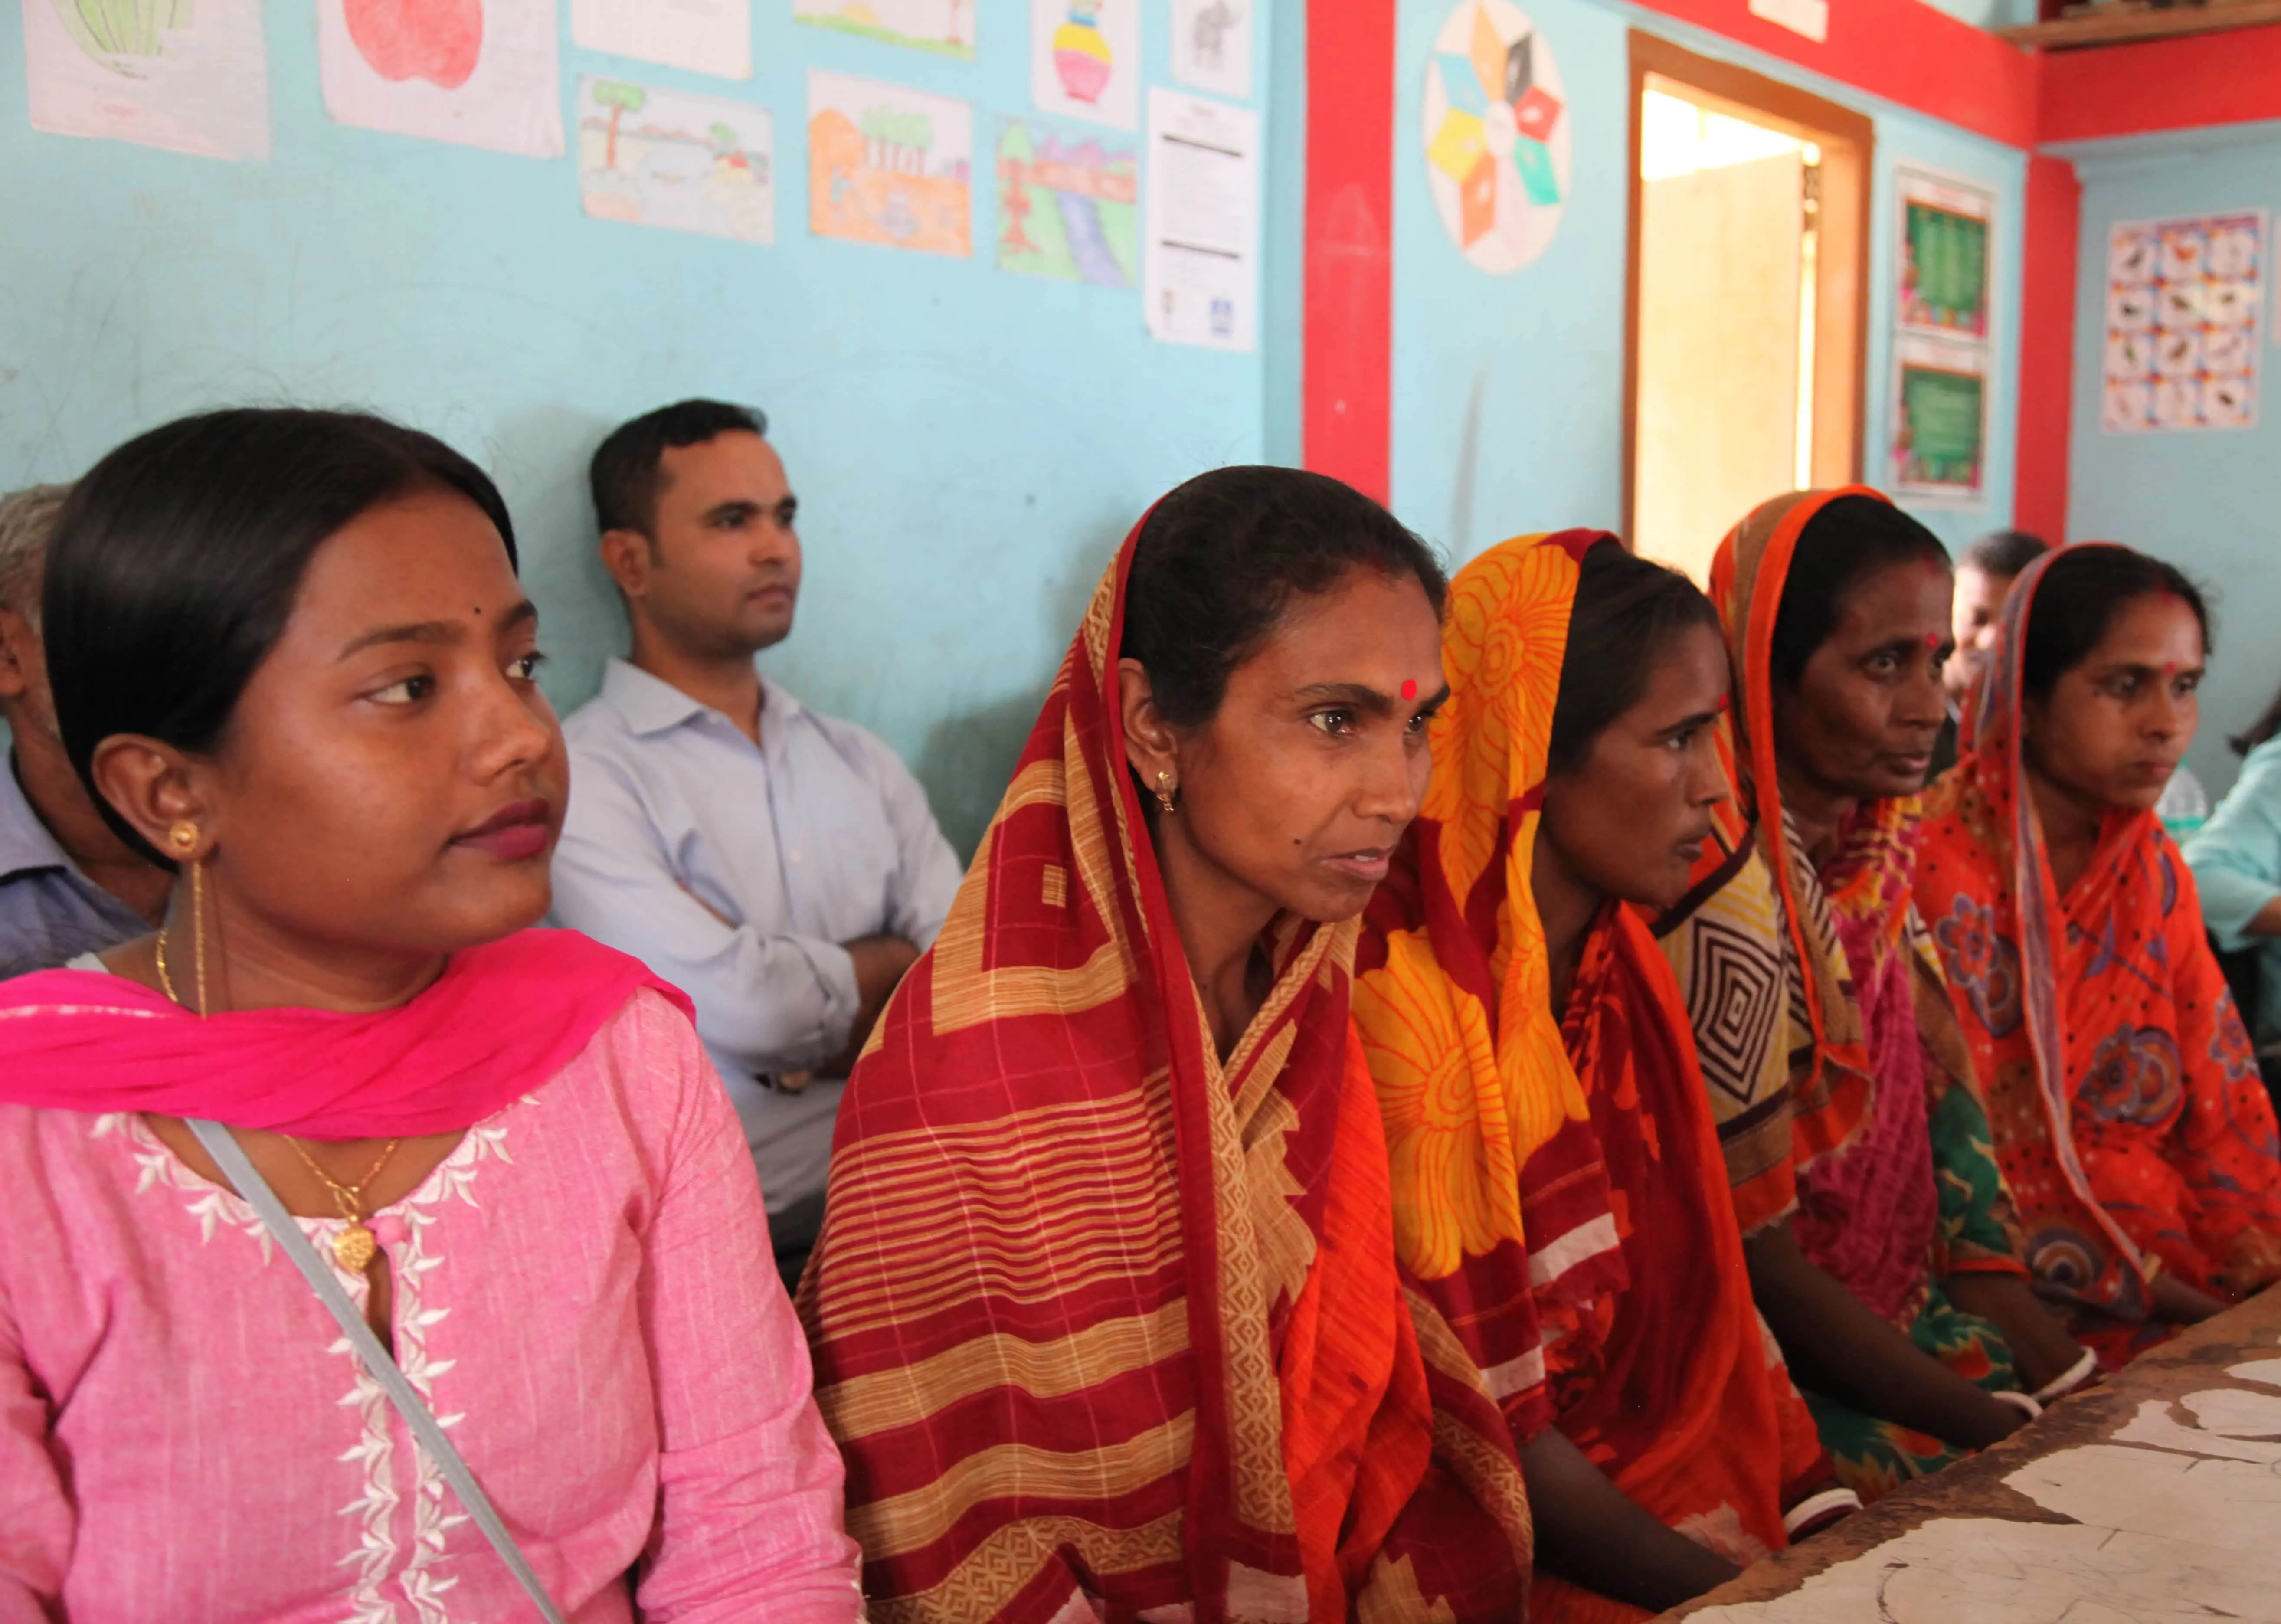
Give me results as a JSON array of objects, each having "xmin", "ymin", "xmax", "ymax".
[
  {"xmin": 1655, "ymin": 490, "xmax": 2094, "ymax": 1502},
  {"xmin": 1353, "ymin": 533, "xmax": 1859, "ymax": 1621}
]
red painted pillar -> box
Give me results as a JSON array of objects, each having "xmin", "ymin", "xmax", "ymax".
[
  {"xmin": 2015, "ymin": 152, "xmax": 2080, "ymax": 542},
  {"xmin": 1303, "ymin": 0, "xmax": 1397, "ymax": 502}
]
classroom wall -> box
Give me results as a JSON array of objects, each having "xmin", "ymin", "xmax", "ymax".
[
  {"xmin": 0, "ymin": 0, "xmax": 1279, "ymax": 855},
  {"xmin": 1387, "ymin": 0, "xmax": 2026, "ymax": 572},
  {"xmin": 2066, "ymin": 122, "xmax": 2281, "ymax": 801}
]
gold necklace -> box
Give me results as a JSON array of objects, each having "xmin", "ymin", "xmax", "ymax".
[{"xmin": 284, "ymin": 1136, "xmax": 405, "ymax": 1273}]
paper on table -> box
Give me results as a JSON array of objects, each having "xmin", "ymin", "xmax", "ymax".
[
  {"xmin": 1170, "ymin": 0, "xmax": 1251, "ymax": 101},
  {"xmin": 1143, "ymin": 88, "xmax": 1258, "ymax": 352},
  {"xmin": 24, "ymin": 0, "xmax": 271, "ymax": 160},
  {"xmin": 318, "ymin": 0, "xmax": 563, "ymax": 159},
  {"xmin": 573, "ymin": 0, "xmax": 752, "ymax": 79}
]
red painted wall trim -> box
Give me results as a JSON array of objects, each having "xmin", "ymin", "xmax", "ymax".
[
  {"xmin": 2041, "ymin": 25, "xmax": 2281, "ymax": 144},
  {"xmin": 2015, "ymin": 154, "xmax": 2079, "ymax": 540},
  {"xmin": 1625, "ymin": 0, "xmax": 2040, "ymax": 149},
  {"xmin": 1302, "ymin": 0, "xmax": 1395, "ymax": 502}
]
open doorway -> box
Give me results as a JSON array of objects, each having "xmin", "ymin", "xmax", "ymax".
[{"xmin": 1623, "ymin": 35, "xmax": 1873, "ymax": 581}]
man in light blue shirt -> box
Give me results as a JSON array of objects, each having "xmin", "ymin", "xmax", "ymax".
[
  {"xmin": 0, "ymin": 483, "xmax": 167, "ymax": 977},
  {"xmin": 550, "ymin": 401, "xmax": 962, "ymax": 1258},
  {"xmin": 2186, "ymin": 720, "xmax": 2281, "ymax": 1067}
]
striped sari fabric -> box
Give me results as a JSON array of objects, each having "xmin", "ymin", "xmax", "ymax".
[
  {"xmin": 1353, "ymin": 532, "xmax": 1834, "ymax": 1622},
  {"xmin": 797, "ymin": 518, "xmax": 1532, "ymax": 1623}
]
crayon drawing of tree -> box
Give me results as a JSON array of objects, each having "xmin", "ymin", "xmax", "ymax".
[{"xmin": 595, "ymin": 80, "xmax": 647, "ymax": 170}]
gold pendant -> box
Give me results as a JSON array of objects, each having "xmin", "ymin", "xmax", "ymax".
[{"xmin": 333, "ymin": 1223, "xmax": 379, "ymax": 1274}]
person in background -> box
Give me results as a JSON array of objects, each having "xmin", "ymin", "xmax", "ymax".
[
  {"xmin": 2186, "ymin": 678, "xmax": 2281, "ymax": 1075},
  {"xmin": 0, "ymin": 408, "xmax": 860, "ymax": 1620},
  {"xmin": 1659, "ymin": 490, "xmax": 2089, "ymax": 1504},
  {"xmin": 0, "ymin": 483, "xmax": 171, "ymax": 976},
  {"xmin": 1935, "ymin": 529, "xmax": 2049, "ymax": 781},
  {"xmin": 550, "ymin": 400, "xmax": 962, "ymax": 1272},
  {"xmin": 1354, "ymin": 533, "xmax": 1857, "ymax": 1622},
  {"xmin": 1920, "ymin": 543, "xmax": 2281, "ymax": 1366},
  {"xmin": 800, "ymin": 468, "xmax": 1534, "ymax": 1622}
]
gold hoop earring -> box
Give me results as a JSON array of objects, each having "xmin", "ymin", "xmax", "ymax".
[{"xmin": 1153, "ymin": 771, "xmax": 1178, "ymax": 816}]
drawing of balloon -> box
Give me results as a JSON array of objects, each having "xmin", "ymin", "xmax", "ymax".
[
  {"xmin": 344, "ymin": 0, "xmax": 485, "ymax": 90},
  {"xmin": 1054, "ymin": 0, "xmax": 1115, "ymax": 104},
  {"xmin": 52, "ymin": 0, "xmax": 193, "ymax": 75}
]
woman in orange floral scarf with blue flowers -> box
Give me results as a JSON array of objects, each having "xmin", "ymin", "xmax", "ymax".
[
  {"xmin": 1918, "ymin": 541, "xmax": 2281, "ymax": 1367},
  {"xmin": 1354, "ymin": 533, "xmax": 1857, "ymax": 1622}
]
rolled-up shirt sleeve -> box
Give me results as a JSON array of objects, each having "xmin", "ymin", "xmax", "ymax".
[
  {"xmin": 551, "ymin": 754, "xmax": 861, "ymax": 1078},
  {"xmin": 2186, "ymin": 745, "xmax": 2281, "ymax": 952}
]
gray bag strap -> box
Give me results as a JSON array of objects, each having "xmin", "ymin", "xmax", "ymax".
[{"xmin": 188, "ymin": 1119, "xmax": 567, "ymax": 1624}]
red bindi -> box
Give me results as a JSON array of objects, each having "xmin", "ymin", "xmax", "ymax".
[
  {"xmin": 1926, "ymin": 633, "xmax": 1942, "ymax": 652},
  {"xmin": 1401, "ymin": 678, "xmax": 1418, "ymax": 701}
]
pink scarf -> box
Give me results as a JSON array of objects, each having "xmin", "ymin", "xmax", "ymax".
[{"xmin": 0, "ymin": 929, "xmax": 690, "ymax": 1139}]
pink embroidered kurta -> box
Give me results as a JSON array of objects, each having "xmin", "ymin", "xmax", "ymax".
[{"xmin": 0, "ymin": 988, "xmax": 861, "ymax": 1624}]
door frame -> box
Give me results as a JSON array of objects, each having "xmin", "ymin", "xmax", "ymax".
[{"xmin": 1622, "ymin": 31, "xmax": 1877, "ymax": 544}]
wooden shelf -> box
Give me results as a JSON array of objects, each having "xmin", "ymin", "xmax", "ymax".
[{"xmin": 2001, "ymin": 0, "xmax": 2281, "ymax": 49}]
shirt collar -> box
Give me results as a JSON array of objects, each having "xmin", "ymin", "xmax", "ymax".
[
  {"xmin": 598, "ymin": 658, "xmax": 805, "ymax": 739},
  {"xmin": 0, "ymin": 752, "xmax": 78, "ymax": 882}
]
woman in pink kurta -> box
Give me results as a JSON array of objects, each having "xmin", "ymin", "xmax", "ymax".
[{"xmin": 0, "ymin": 408, "xmax": 861, "ymax": 1622}]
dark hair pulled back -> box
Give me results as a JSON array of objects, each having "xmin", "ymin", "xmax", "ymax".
[
  {"xmin": 2019, "ymin": 544, "xmax": 2211, "ymax": 705},
  {"xmin": 46, "ymin": 407, "xmax": 517, "ymax": 861},
  {"xmin": 1547, "ymin": 540, "xmax": 1723, "ymax": 775},
  {"xmin": 1767, "ymin": 496, "xmax": 1950, "ymax": 689},
  {"xmin": 1120, "ymin": 466, "xmax": 1447, "ymax": 729}
]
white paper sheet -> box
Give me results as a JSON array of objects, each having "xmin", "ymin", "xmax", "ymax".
[
  {"xmin": 807, "ymin": 69, "xmax": 973, "ymax": 259},
  {"xmin": 573, "ymin": 0, "xmax": 751, "ymax": 79},
  {"xmin": 1143, "ymin": 88, "xmax": 1257, "ymax": 351},
  {"xmin": 1031, "ymin": 0, "xmax": 1138, "ymax": 131},
  {"xmin": 24, "ymin": 0, "xmax": 271, "ymax": 160},
  {"xmin": 578, "ymin": 77, "xmax": 772, "ymax": 244},
  {"xmin": 795, "ymin": 0, "xmax": 976, "ymax": 58},
  {"xmin": 318, "ymin": 0, "xmax": 563, "ymax": 158},
  {"xmin": 1170, "ymin": 0, "xmax": 1251, "ymax": 101}
]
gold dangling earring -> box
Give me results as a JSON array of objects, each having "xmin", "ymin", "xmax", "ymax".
[
  {"xmin": 1153, "ymin": 771, "xmax": 1178, "ymax": 816},
  {"xmin": 157, "ymin": 822, "xmax": 211, "ymax": 1017}
]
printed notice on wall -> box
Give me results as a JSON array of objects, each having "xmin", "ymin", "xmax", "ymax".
[
  {"xmin": 318, "ymin": 0, "xmax": 563, "ymax": 158},
  {"xmin": 573, "ymin": 0, "xmax": 752, "ymax": 80},
  {"xmin": 24, "ymin": 0, "xmax": 271, "ymax": 160},
  {"xmin": 2103, "ymin": 210, "xmax": 2265, "ymax": 434},
  {"xmin": 1897, "ymin": 169, "xmax": 1993, "ymax": 341},
  {"xmin": 1144, "ymin": 88, "xmax": 1257, "ymax": 351}
]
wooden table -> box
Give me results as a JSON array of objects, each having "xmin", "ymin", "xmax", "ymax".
[{"xmin": 1663, "ymin": 1290, "xmax": 2281, "ymax": 1621}]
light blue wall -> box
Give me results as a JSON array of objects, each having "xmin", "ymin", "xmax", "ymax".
[
  {"xmin": 0, "ymin": 0, "xmax": 1278, "ymax": 853},
  {"xmin": 2065, "ymin": 121, "xmax": 2281, "ymax": 800},
  {"xmin": 1389, "ymin": 0, "xmax": 2025, "ymax": 570}
]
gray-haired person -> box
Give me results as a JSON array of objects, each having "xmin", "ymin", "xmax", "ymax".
[{"xmin": 0, "ymin": 482, "xmax": 170, "ymax": 976}]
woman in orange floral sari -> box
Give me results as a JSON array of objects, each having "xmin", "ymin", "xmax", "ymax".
[
  {"xmin": 1354, "ymin": 533, "xmax": 1854, "ymax": 1622},
  {"xmin": 1918, "ymin": 541, "xmax": 2281, "ymax": 1365},
  {"xmin": 799, "ymin": 468, "xmax": 1532, "ymax": 1623},
  {"xmin": 1656, "ymin": 490, "xmax": 2090, "ymax": 1503}
]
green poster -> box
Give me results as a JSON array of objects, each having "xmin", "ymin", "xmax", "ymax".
[
  {"xmin": 1896, "ymin": 364, "xmax": 1983, "ymax": 494},
  {"xmin": 1902, "ymin": 201, "xmax": 1990, "ymax": 337}
]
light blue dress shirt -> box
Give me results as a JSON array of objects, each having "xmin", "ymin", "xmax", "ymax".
[
  {"xmin": 0, "ymin": 753, "xmax": 146, "ymax": 980},
  {"xmin": 550, "ymin": 660, "xmax": 963, "ymax": 1218},
  {"xmin": 2184, "ymin": 735, "xmax": 2281, "ymax": 1051}
]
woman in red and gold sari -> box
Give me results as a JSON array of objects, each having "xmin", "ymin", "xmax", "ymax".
[
  {"xmin": 1918, "ymin": 542, "xmax": 2281, "ymax": 1365},
  {"xmin": 798, "ymin": 467, "xmax": 1532, "ymax": 1623},
  {"xmin": 1354, "ymin": 533, "xmax": 1854, "ymax": 1622},
  {"xmin": 1656, "ymin": 490, "xmax": 2090, "ymax": 1502}
]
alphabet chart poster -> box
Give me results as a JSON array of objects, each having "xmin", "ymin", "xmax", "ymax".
[{"xmin": 2102, "ymin": 210, "xmax": 2265, "ymax": 434}]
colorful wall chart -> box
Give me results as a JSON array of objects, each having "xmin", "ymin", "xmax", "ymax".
[
  {"xmin": 1891, "ymin": 336, "xmax": 1987, "ymax": 500},
  {"xmin": 2102, "ymin": 211, "xmax": 2265, "ymax": 434},
  {"xmin": 1422, "ymin": 0, "xmax": 1571, "ymax": 274},
  {"xmin": 794, "ymin": 0, "xmax": 976, "ymax": 59},
  {"xmin": 579, "ymin": 77, "xmax": 773, "ymax": 245},
  {"xmin": 996, "ymin": 118, "xmax": 1139, "ymax": 287},
  {"xmin": 808, "ymin": 70, "xmax": 973, "ymax": 258},
  {"xmin": 25, "ymin": 0, "xmax": 272, "ymax": 160},
  {"xmin": 1031, "ymin": 0, "xmax": 1139, "ymax": 131},
  {"xmin": 1897, "ymin": 168, "xmax": 1992, "ymax": 341},
  {"xmin": 318, "ymin": 0, "xmax": 563, "ymax": 157}
]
